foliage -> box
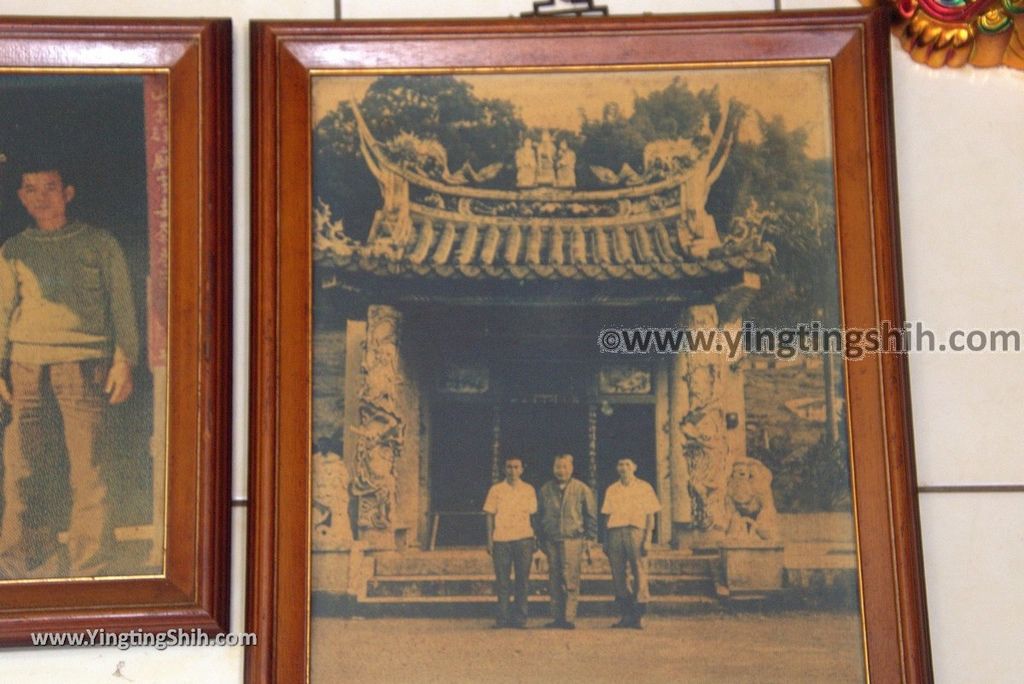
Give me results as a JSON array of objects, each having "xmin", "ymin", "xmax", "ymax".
[
  {"xmin": 749, "ymin": 428, "xmax": 852, "ymax": 513},
  {"xmin": 313, "ymin": 107, "xmax": 376, "ymax": 242},
  {"xmin": 577, "ymin": 102, "xmax": 649, "ymax": 183},
  {"xmin": 632, "ymin": 79, "xmax": 722, "ymax": 141},
  {"xmin": 713, "ymin": 114, "xmax": 840, "ymax": 328},
  {"xmin": 361, "ymin": 76, "xmax": 526, "ymax": 177},
  {"xmin": 313, "ymin": 76, "xmax": 525, "ymax": 240},
  {"xmin": 314, "ymin": 75, "xmax": 839, "ymax": 328},
  {"xmin": 578, "ymin": 79, "xmax": 724, "ymax": 187}
]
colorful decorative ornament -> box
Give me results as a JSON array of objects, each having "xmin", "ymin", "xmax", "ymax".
[{"xmin": 873, "ymin": 0, "xmax": 1024, "ymax": 68}]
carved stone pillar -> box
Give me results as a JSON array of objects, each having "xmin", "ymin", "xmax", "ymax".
[
  {"xmin": 350, "ymin": 305, "xmax": 409, "ymax": 550},
  {"xmin": 720, "ymin": 317, "xmax": 748, "ymax": 474},
  {"xmin": 669, "ymin": 344, "xmax": 693, "ymax": 533},
  {"xmin": 342, "ymin": 318, "xmax": 366, "ymax": 510},
  {"xmin": 654, "ymin": 360, "xmax": 671, "ymax": 545},
  {"xmin": 673, "ymin": 304, "xmax": 734, "ymax": 545}
]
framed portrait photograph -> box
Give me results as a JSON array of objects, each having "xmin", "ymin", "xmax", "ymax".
[
  {"xmin": 0, "ymin": 19, "xmax": 232, "ymax": 641},
  {"xmin": 250, "ymin": 9, "xmax": 931, "ymax": 683}
]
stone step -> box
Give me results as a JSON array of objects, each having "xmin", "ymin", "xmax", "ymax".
[
  {"xmin": 358, "ymin": 593, "xmax": 717, "ymax": 606},
  {"xmin": 373, "ymin": 550, "xmax": 716, "ymax": 577},
  {"xmin": 365, "ymin": 574, "xmax": 716, "ymax": 599}
]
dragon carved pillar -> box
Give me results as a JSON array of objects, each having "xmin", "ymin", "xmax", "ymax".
[
  {"xmin": 350, "ymin": 305, "xmax": 407, "ymax": 550},
  {"xmin": 670, "ymin": 304, "xmax": 736, "ymax": 547}
]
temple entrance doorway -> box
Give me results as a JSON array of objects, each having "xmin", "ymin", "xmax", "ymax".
[
  {"xmin": 595, "ymin": 403, "xmax": 658, "ymax": 540},
  {"xmin": 428, "ymin": 402, "xmax": 494, "ymax": 547},
  {"xmin": 500, "ymin": 402, "xmax": 590, "ymax": 495},
  {"xmin": 428, "ymin": 400, "xmax": 590, "ymax": 548},
  {"xmin": 427, "ymin": 397, "xmax": 658, "ymax": 547},
  {"xmin": 420, "ymin": 306, "xmax": 666, "ymax": 548}
]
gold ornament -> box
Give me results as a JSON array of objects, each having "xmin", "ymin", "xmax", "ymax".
[{"xmin": 865, "ymin": 0, "xmax": 1024, "ymax": 68}]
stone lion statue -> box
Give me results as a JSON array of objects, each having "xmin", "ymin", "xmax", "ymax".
[
  {"xmin": 724, "ymin": 458, "xmax": 779, "ymax": 542},
  {"xmin": 311, "ymin": 437, "xmax": 354, "ymax": 550}
]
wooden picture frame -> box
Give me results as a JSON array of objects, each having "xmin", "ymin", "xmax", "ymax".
[
  {"xmin": 250, "ymin": 10, "xmax": 931, "ymax": 682},
  {"xmin": 0, "ymin": 19, "xmax": 232, "ymax": 642}
]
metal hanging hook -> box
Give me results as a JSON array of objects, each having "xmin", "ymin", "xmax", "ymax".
[{"xmin": 522, "ymin": 0, "xmax": 609, "ymax": 18}]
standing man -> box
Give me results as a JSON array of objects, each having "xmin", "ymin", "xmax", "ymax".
[
  {"xmin": 483, "ymin": 457, "xmax": 537, "ymax": 629},
  {"xmin": 0, "ymin": 160, "xmax": 138, "ymax": 578},
  {"xmin": 602, "ymin": 458, "xmax": 661, "ymax": 629},
  {"xmin": 537, "ymin": 453, "xmax": 597, "ymax": 630}
]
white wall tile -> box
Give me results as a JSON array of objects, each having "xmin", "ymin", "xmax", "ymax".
[
  {"xmin": 779, "ymin": 0, "xmax": 859, "ymax": 9},
  {"xmin": 919, "ymin": 492, "xmax": 1024, "ymax": 683},
  {"xmin": 342, "ymin": 0, "xmax": 773, "ymax": 19},
  {"xmin": 0, "ymin": 0, "xmax": 328, "ymax": 17},
  {"xmin": 0, "ymin": 640, "xmax": 244, "ymax": 684},
  {"xmin": 908, "ymin": 352, "xmax": 1024, "ymax": 486},
  {"xmin": 893, "ymin": 52, "xmax": 1024, "ymax": 486},
  {"xmin": 341, "ymin": 0, "xmax": 540, "ymax": 17},
  {"xmin": 633, "ymin": 0, "xmax": 774, "ymax": 10}
]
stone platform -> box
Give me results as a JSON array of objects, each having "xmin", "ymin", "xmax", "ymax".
[
  {"xmin": 315, "ymin": 547, "xmax": 717, "ymax": 617},
  {"xmin": 312, "ymin": 543, "xmax": 859, "ymax": 617}
]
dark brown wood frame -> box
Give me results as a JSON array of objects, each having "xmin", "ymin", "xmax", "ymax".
[
  {"xmin": 250, "ymin": 10, "xmax": 931, "ymax": 683},
  {"xmin": 0, "ymin": 18, "xmax": 232, "ymax": 643}
]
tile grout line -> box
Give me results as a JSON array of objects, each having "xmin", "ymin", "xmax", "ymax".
[{"xmin": 918, "ymin": 484, "xmax": 1024, "ymax": 494}]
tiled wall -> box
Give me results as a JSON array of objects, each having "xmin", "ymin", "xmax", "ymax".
[{"xmin": 3, "ymin": 0, "xmax": 1022, "ymax": 681}]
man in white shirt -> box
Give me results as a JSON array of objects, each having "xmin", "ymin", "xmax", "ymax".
[
  {"xmin": 601, "ymin": 458, "xmax": 661, "ymax": 629},
  {"xmin": 483, "ymin": 457, "xmax": 538, "ymax": 629}
]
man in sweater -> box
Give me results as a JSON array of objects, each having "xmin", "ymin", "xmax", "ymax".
[
  {"xmin": 536, "ymin": 453, "xmax": 597, "ymax": 629},
  {"xmin": 0, "ymin": 162, "xmax": 138, "ymax": 578}
]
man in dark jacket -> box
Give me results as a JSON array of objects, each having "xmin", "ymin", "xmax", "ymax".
[{"xmin": 536, "ymin": 453, "xmax": 598, "ymax": 629}]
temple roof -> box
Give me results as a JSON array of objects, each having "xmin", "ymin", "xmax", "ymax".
[
  {"xmin": 315, "ymin": 100, "xmax": 773, "ymax": 286},
  {"xmin": 316, "ymin": 216, "xmax": 772, "ymax": 281}
]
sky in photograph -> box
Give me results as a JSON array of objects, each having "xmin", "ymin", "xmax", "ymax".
[{"xmin": 313, "ymin": 65, "xmax": 833, "ymax": 159}]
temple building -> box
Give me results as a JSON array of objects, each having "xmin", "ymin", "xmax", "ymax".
[{"xmin": 310, "ymin": 101, "xmax": 854, "ymax": 610}]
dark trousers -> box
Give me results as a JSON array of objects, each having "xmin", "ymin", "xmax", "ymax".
[
  {"xmin": 543, "ymin": 538, "xmax": 584, "ymax": 622},
  {"xmin": 608, "ymin": 526, "xmax": 650, "ymax": 604},
  {"xmin": 492, "ymin": 538, "xmax": 533, "ymax": 625}
]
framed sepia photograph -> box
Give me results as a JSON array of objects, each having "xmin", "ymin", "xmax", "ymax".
[
  {"xmin": 250, "ymin": 10, "xmax": 931, "ymax": 682},
  {"xmin": 0, "ymin": 19, "xmax": 232, "ymax": 641}
]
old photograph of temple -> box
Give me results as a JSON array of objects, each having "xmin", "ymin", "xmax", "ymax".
[{"xmin": 306, "ymin": 67, "xmax": 866, "ymax": 682}]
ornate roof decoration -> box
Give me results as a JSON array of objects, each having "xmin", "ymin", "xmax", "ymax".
[
  {"xmin": 315, "ymin": 101, "xmax": 773, "ymax": 284},
  {"xmin": 882, "ymin": 0, "xmax": 1024, "ymax": 68},
  {"xmin": 318, "ymin": 213, "xmax": 774, "ymax": 282}
]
